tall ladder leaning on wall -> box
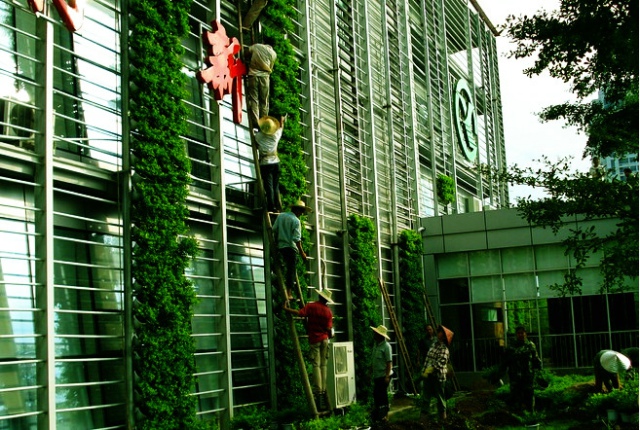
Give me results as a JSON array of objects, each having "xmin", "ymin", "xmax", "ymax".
[
  {"xmin": 378, "ymin": 278, "xmax": 460, "ymax": 393},
  {"xmin": 378, "ymin": 279, "xmax": 418, "ymax": 395},
  {"xmin": 421, "ymin": 289, "xmax": 460, "ymax": 391},
  {"xmin": 236, "ymin": 2, "xmax": 321, "ymax": 419}
]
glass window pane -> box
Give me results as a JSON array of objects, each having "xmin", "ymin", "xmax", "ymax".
[
  {"xmin": 503, "ymin": 273, "xmax": 537, "ymax": 300},
  {"xmin": 440, "ymin": 304, "xmax": 472, "ymax": 371},
  {"xmin": 437, "ymin": 253, "xmax": 468, "ymax": 278},
  {"xmin": 469, "ymin": 250, "xmax": 500, "ymax": 276},
  {"xmin": 537, "ymin": 271, "xmax": 565, "ymax": 298},
  {"xmin": 535, "ymin": 245, "xmax": 568, "ymax": 270},
  {"xmin": 472, "ymin": 303, "xmax": 505, "ymax": 369},
  {"xmin": 576, "ymin": 268, "xmax": 604, "ymax": 295},
  {"xmin": 501, "ymin": 248, "xmax": 534, "ymax": 273},
  {"xmin": 439, "ymin": 278, "xmax": 470, "ymax": 304},
  {"xmin": 504, "ymin": 300, "xmax": 540, "ymax": 336},
  {"xmin": 470, "ymin": 276, "xmax": 502, "ymax": 302},
  {"xmin": 609, "ymin": 293, "xmax": 639, "ymax": 331}
]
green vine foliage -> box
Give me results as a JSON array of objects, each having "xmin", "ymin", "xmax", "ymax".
[
  {"xmin": 436, "ymin": 174, "xmax": 456, "ymax": 205},
  {"xmin": 347, "ymin": 214, "xmax": 381, "ymax": 404},
  {"xmin": 398, "ymin": 230, "xmax": 428, "ymax": 375},
  {"xmin": 128, "ymin": 0, "xmax": 202, "ymax": 428}
]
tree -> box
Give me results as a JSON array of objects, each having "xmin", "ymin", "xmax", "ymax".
[
  {"xmin": 490, "ymin": 0, "xmax": 638, "ymax": 295},
  {"xmin": 504, "ymin": 0, "xmax": 638, "ymax": 158}
]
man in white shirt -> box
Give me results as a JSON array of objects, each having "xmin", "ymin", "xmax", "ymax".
[{"xmin": 254, "ymin": 115, "xmax": 285, "ymax": 213}]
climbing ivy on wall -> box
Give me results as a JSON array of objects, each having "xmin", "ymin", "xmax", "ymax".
[
  {"xmin": 347, "ymin": 214, "xmax": 381, "ymax": 404},
  {"xmin": 128, "ymin": 0, "xmax": 202, "ymax": 428},
  {"xmin": 398, "ymin": 229, "xmax": 428, "ymax": 375}
]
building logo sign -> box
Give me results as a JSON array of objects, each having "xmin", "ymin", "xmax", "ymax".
[
  {"xmin": 27, "ymin": 0, "xmax": 85, "ymax": 32},
  {"xmin": 454, "ymin": 79, "xmax": 478, "ymax": 162},
  {"xmin": 196, "ymin": 20, "xmax": 246, "ymax": 125}
]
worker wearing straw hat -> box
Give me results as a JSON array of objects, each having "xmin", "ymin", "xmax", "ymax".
[
  {"xmin": 370, "ymin": 325, "xmax": 393, "ymax": 422},
  {"xmin": 254, "ymin": 115, "xmax": 285, "ymax": 213},
  {"xmin": 283, "ymin": 289, "xmax": 334, "ymax": 410},
  {"xmin": 594, "ymin": 349, "xmax": 632, "ymax": 393},
  {"xmin": 272, "ymin": 200, "xmax": 312, "ymax": 301},
  {"xmin": 420, "ymin": 325, "xmax": 453, "ymax": 423}
]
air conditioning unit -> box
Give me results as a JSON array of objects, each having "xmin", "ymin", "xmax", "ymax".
[
  {"xmin": 0, "ymin": 98, "xmax": 35, "ymax": 149},
  {"xmin": 326, "ymin": 341, "xmax": 356, "ymax": 410}
]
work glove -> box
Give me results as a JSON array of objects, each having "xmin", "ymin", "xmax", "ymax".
[{"xmin": 422, "ymin": 366, "xmax": 435, "ymax": 378}]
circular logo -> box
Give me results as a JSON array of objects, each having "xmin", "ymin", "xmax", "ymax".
[{"xmin": 454, "ymin": 79, "xmax": 478, "ymax": 162}]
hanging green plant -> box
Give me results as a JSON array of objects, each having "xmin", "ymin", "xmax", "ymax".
[
  {"xmin": 128, "ymin": 0, "xmax": 202, "ymax": 428},
  {"xmin": 347, "ymin": 214, "xmax": 381, "ymax": 403},
  {"xmin": 436, "ymin": 174, "xmax": 456, "ymax": 205}
]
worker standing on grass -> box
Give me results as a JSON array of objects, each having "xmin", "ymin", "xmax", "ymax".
[
  {"xmin": 420, "ymin": 325, "xmax": 453, "ymax": 423},
  {"xmin": 370, "ymin": 325, "xmax": 393, "ymax": 423},
  {"xmin": 498, "ymin": 326, "xmax": 542, "ymax": 412}
]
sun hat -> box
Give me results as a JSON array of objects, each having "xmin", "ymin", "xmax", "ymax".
[
  {"xmin": 290, "ymin": 200, "xmax": 313, "ymax": 213},
  {"xmin": 316, "ymin": 288, "xmax": 334, "ymax": 303},
  {"xmin": 600, "ymin": 350, "xmax": 632, "ymax": 374},
  {"xmin": 438, "ymin": 325, "xmax": 454, "ymax": 346},
  {"xmin": 370, "ymin": 325, "xmax": 390, "ymax": 340},
  {"xmin": 258, "ymin": 116, "xmax": 280, "ymax": 135}
]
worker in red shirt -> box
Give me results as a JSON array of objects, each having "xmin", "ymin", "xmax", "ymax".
[{"xmin": 283, "ymin": 288, "xmax": 334, "ymax": 410}]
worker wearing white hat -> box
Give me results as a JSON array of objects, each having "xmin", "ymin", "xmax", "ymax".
[{"xmin": 594, "ymin": 349, "xmax": 632, "ymax": 393}]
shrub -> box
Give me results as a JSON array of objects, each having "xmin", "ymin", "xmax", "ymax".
[
  {"xmin": 586, "ymin": 392, "xmax": 615, "ymax": 414},
  {"xmin": 608, "ymin": 377, "xmax": 639, "ymax": 413},
  {"xmin": 230, "ymin": 406, "xmax": 274, "ymax": 430},
  {"xmin": 298, "ymin": 402, "xmax": 369, "ymax": 429},
  {"xmin": 534, "ymin": 371, "xmax": 593, "ymax": 411}
]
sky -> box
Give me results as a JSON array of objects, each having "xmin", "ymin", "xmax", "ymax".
[{"xmin": 478, "ymin": 0, "xmax": 592, "ymax": 201}]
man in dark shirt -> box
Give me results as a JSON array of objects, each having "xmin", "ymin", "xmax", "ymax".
[{"xmin": 499, "ymin": 326, "xmax": 542, "ymax": 411}]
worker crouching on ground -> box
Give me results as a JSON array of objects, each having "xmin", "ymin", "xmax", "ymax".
[
  {"xmin": 419, "ymin": 325, "xmax": 453, "ymax": 423},
  {"xmin": 594, "ymin": 350, "xmax": 632, "ymax": 393}
]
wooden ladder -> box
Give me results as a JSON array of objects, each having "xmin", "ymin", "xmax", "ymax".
[
  {"xmin": 236, "ymin": 1, "xmax": 319, "ymax": 417},
  {"xmin": 378, "ymin": 279, "xmax": 418, "ymax": 395}
]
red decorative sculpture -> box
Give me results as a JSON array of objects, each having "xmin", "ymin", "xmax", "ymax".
[{"xmin": 196, "ymin": 20, "xmax": 247, "ymax": 124}]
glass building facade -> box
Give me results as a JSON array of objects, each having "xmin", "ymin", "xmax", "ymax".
[
  {"xmin": 0, "ymin": 0, "xmax": 506, "ymax": 427},
  {"xmin": 422, "ymin": 209, "xmax": 639, "ymax": 375}
]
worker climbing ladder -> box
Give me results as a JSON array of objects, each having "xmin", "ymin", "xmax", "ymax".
[{"xmin": 236, "ymin": 1, "xmax": 322, "ymax": 418}]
